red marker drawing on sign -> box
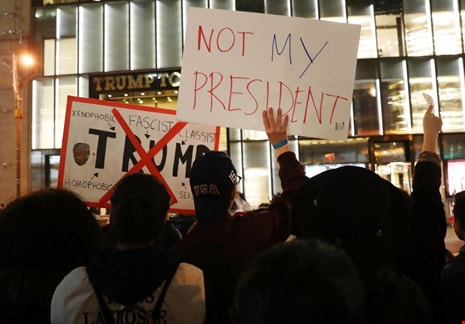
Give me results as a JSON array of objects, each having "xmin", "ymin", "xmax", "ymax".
[{"xmin": 98, "ymin": 108, "xmax": 188, "ymax": 206}]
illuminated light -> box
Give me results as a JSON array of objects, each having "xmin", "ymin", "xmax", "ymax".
[
  {"xmin": 141, "ymin": 92, "xmax": 145, "ymax": 96},
  {"xmin": 124, "ymin": 93, "xmax": 128, "ymax": 97},
  {"xmin": 107, "ymin": 94, "xmax": 112, "ymax": 98},
  {"xmin": 19, "ymin": 53, "xmax": 35, "ymax": 67},
  {"xmin": 157, "ymin": 91, "xmax": 162, "ymax": 95}
]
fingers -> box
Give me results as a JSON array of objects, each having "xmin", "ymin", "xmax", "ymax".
[
  {"xmin": 262, "ymin": 109, "xmax": 270, "ymax": 130},
  {"xmin": 267, "ymin": 107, "xmax": 276, "ymax": 129},
  {"xmin": 425, "ymin": 104, "xmax": 434, "ymax": 116},
  {"xmin": 275, "ymin": 108, "xmax": 282, "ymax": 128},
  {"xmin": 263, "ymin": 107, "xmax": 277, "ymax": 131},
  {"xmin": 263, "ymin": 107, "xmax": 288, "ymax": 130},
  {"xmin": 281, "ymin": 112, "xmax": 289, "ymax": 130}
]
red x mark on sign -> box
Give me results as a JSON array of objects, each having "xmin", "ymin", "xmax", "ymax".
[{"xmin": 98, "ymin": 108, "xmax": 187, "ymax": 206}]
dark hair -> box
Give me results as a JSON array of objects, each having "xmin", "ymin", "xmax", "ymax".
[
  {"xmin": 453, "ymin": 190, "xmax": 465, "ymax": 226},
  {"xmin": 291, "ymin": 167, "xmax": 411, "ymax": 273},
  {"xmin": 110, "ymin": 196, "xmax": 166, "ymax": 245},
  {"xmin": 232, "ymin": 239, "xmax": 366, "ymax": 324},
  {"xmin": 109, "ymin": 173, "xmax": 170, "ymax": 245},
  {"xmin": 0, "ymin": 188, "xmax": 106, "ymax": 272},
  {"xmin": 110, "ymin": 173, "xmax": 170, "ymax": 209}
]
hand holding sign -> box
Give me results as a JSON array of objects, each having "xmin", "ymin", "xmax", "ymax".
[{"xmin": 423, "ymin": 92, "xmax": 434, "ymax": 107}]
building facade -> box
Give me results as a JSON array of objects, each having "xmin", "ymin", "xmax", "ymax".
[
  {"xmin": 1, "ymin": 0, "xmax": 465, "ymax": 217},
  {"xmin": 0, "ymin": 0, "xmax": 33, "ymax": 207}
]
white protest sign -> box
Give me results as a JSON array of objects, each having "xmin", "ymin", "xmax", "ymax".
[
  {"xmin": 57, "ymin": 96, "xmax": 220, "ymax": 213},
  {"xmin": 177, "ymin": 8, "xmax": 361, "ymax": 140}
]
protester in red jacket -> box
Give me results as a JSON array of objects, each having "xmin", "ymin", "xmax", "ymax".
[{"xmin": 171, "ymin": 107, "xmax": 308, "ymax": 323}]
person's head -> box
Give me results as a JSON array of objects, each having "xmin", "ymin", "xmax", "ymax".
[
  {"xmin": 453, "ymin": 190, "xmax": 465, "ymax": 240},
  {"xmin": 0, "ymin": 188, "xmax": 106, "ymax": 273},
  {"xmin": 110, "ymin": 173, "xmax": 170, "ymax": 247},
  {"xmin": 232, "ymin": 239, "xmax": 366, "ymax": 324},
  {"xmin": 189, "ymin": 151, "xmax": 241, "ymax": 221},
  {"xmin": 110, "ymin": 172, "xmax": 171, "ymax": 207},
  {"xmin": 291, "ymin": 166, "xmax": 411, "ymax": 274}
]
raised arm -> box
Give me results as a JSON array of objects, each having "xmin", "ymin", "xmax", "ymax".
[
  {"xmin": 421, "ymin": 103, "xmax": 442, "ymax": 154},
  {"xmin": 409, "ymin": 99, "xmax": 447, "ymax": 323},
  {"xmin": 261, "ymin": 107, "xmax": 307, "ymax": 198},
  {"xmin": 262, "ymin": 107, "xmax": 290, "ymax": 156}
]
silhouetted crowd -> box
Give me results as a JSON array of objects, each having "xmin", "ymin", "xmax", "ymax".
[{"xmin": 0, "ymin": 107, "xmax": 463, "ymax": 324}]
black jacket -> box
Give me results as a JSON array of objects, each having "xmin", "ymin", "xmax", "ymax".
[
  {"xmin": 441, "ymin": 244, "xmax": 465, "ymax": 324},
  {"xmin": 400, "ymin": 160, "xmax": 452, "ymax": 324}
]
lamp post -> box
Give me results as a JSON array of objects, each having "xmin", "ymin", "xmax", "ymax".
[
  {"xmin": 11, "ymin": 53, "xmax": 34, "ymax": 198},
  {"xmin": 0, "ymin": 52, "xmax": 35, "ymax": 199},
  {"xmin": 12, "ymin": 54, "xmax": 21, "ymax": 198}
]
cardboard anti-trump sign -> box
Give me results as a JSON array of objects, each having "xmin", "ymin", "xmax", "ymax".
[
  {"xmin": 177, "ymin": 8, "xmax": 361, "ymax": 140},
  {"xmin": 57, "ymin": 96, "xmax": 220, "ymax": 213}
]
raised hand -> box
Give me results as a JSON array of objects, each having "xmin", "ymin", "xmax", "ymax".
[
  {"xmin": 262, "ymin": 107, "xmax": 289, "ymax": 146},
  {"xmin": 422, "ymin": 100, "xmax": 442, "ymax": 153}
]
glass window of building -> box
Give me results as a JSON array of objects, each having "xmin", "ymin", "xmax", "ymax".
[
  {"xmin": 242, "ymin": 141, "xmax": 271, "ymax": 208},
  {"xmin": 57, "ymin": 38, "xmax": 77, "ymax": 75},
  {"xmin": 319, "ymin": 0, "xmax": 346, "ymax": 23},
  {"xmin": 352, "ymin": 60, "xmax": 381, "ymax": 136},
  {"xmin": 43, "ymin": 39, "xmax": 56, "ymax": 76},
  {"xmin": 442, "ymin": 133, "xmax": 465, "ymax": 159},
  {"xmin": 299, "ymin": 137, "xmax": 369, "ymax": 165},
  {"xmin": 408, "ymin": 58, "xmax": 436, "ymax": 133},
  {"xmin": 209, "ymin": 0, "xmax": 235, "ymax": 10},
  {"xmin": 78, "ymin": 4, "xmax": 103, "ymax": 73},
  {"xmin": 56, "ymin": 7, "xmax": 77, "ymax": 75},
  {"xmin": 431, "ymin": 0, "xmax": 462, "ymax": 55},
  {"xmin": 436, "ymin": 58, "xmax": 465, "ymax": 132},
  {"xmin": 298, "ymin": 137, "xmax": 369, "ymax": 180},
  {"xmin": 291, "ymin": 0, "xmax": 318, "ymax": 18},
  {"xmin": 55, "ymin": 76, "xmax": 77, "ymax": 146},
  {"xmin": 348, "ymin": 4, "xmax": 377, "ymax": 58},
  {"xmin": 57, "ymin": 6, "xmax": 76, "ymax": 38},
  {"xmin": 104, "ymin": 2, "xmax": 129, "ymax": 72},
  {"xmin": 35, "ymin": 8, "xmax": 57, "ymax": 77},
  {"xmin": 375, "ymin": 13, "xmax": 405, "ymax": 57},
  {"xmin": 373, "ymin": 140, "xmax": 413, "ymax": 193},
  {"xmin": 403, "ymin": 0, "xmax": 434, "ymax": 56},
  {"xmin": 32, "ymin": 78, "xmax": 55, "ymax": 149},
  {"xmin": 265, "ymin": 0, "xmax": 291, "ymax": 15},
  {"xmin": 461, "ymin": 0, "xmax": 465, "ymax": 50},
  {"xmin": 157, "ymin": 0, "xmax": 182, "ymax": 68},
  {"xmin": 380, "ymin": 59, "xmax": 411, "ymax": 134},
  {"xmin": 130, "ymin": 1, "xmax": 156, "ymax": 70}
]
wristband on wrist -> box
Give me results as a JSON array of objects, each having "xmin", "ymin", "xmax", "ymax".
[
  {"xmin": 272, "ymin": 138, "xmax": 288, "ymax": 149},
  {"xmin": 417, "ymin": 151, "xmax": 441, "ymax": 166}
]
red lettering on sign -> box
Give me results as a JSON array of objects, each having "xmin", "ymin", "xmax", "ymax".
[
  {"xmin": 191, "ymin": 71, "xmax": 349, "ymax": 126},
  {"xmin": 197, "ymin": 25, "xmax": 254, "ymax": 56},
  {"xmin": 98, "ymin": 108, "xmax": 187, "ymax": 206}
]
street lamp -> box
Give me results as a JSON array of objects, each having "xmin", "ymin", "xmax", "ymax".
[{"xmin": 11, "ymin": 53, "xmax": 35, "ymax": 198}]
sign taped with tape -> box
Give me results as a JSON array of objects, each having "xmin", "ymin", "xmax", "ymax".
[{"xmin": 57, "ymin": 96, "xmax": 220, "ymax": 213}]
